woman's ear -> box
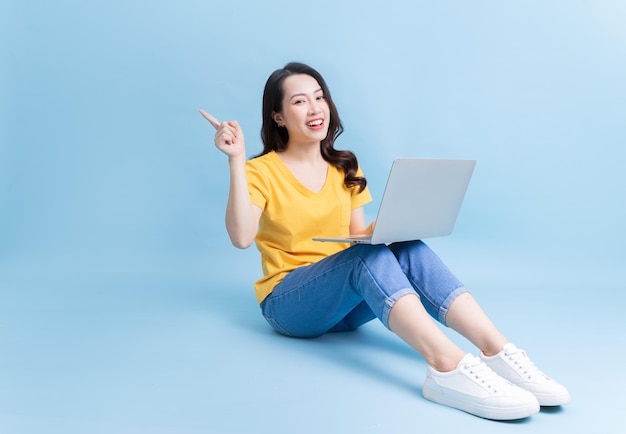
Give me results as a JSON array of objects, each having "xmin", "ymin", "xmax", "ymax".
[{"xmin": 272, "ymin": 111, "xmax": 284, "ymax": 127}]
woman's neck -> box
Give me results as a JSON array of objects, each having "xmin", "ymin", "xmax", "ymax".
[{"xmin": 279, "ymin": 141, "xmax": 323, "ymax": 163}]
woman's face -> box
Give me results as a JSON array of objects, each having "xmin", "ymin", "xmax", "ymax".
[{"xmin": 274, "ymin": 74, "xmax": 330, "ymax": 147}]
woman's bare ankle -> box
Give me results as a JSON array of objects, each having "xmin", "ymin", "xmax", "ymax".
[{"xmin": 428, "ymin": 351, "xmax": 465, "ymax": 373}]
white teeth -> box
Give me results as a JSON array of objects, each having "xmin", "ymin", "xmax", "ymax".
[{"xmin": 307, "ymin": 120, "xmax": 323, "ymax": 126}]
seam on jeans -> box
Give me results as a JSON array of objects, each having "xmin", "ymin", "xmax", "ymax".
[
  {"xmin": 354, "ymin": 255, "xmax": 397, "ymax": 296},
  {"xmin": 265, "ymin": 315, "xmax": 296, "ymax": 337},
  {"xmin": 261, "ymin": 297, "xmax": 296, "ymax": 336}
]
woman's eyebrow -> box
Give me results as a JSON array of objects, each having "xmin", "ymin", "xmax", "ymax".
[{"xmin": 289, "ymin": 88, "xmax": 323, "ymax": 101}]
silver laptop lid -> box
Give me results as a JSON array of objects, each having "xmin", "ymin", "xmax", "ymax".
[{"xmin": 370, "ymin": 158, "xmax": 476, "ymax": 244}]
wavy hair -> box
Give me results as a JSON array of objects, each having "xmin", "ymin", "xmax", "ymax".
[{"xmin": 256, "ymin": 62, "xmax": 366, "ymax": 193}]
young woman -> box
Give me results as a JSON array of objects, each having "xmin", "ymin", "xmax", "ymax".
[{"xmin": 200, "ymin": 62, "xmax": 569, "ymax": 420}]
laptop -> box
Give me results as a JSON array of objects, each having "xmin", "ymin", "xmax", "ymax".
[{"xmin": 312, "ymin": 158, "xmax": 476, "ymax": 245}]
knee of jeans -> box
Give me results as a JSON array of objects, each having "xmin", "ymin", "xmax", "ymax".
[
  {"xmin": 352, "ymin": 243, "xmax": 396, "ymax": 263},
  {"xmin": 390, "ymin": 240, "xmax": 429, "ymax": 259}
]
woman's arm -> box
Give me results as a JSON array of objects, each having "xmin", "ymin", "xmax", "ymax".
[
  {"xmin": 224, "ymin": 156, "xmax": 262, "ymax": 248},
  {"xmin": 349, "ymin": 207, "xmax": 375, "ymax": 235},
  {"xmin": 201, "ymin": 110, "xmax": 261, "ymax": 249}
]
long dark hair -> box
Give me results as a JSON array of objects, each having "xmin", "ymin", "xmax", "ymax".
[{"xmin": 256, "ymin": 62, "xmax": 366, "ymax": 193}]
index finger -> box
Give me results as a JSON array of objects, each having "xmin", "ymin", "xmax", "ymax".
[{"xmin": 199, "ymin": 109, "xmax": 220, "ymax": 130}]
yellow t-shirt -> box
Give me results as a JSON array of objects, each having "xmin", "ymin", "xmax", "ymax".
[{"xmin": 246, "ymin": 151, "xmax": 372, "ymax": 303}]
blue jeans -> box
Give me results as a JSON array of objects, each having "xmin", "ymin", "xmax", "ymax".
[{"xmin": 260, "ymin": 240, "xmax": 468, "ymax": 338}]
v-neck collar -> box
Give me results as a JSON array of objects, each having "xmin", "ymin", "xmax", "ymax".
[{"xmin": 270, "ymin": 151, "xmax": 330, "ymax": 196}]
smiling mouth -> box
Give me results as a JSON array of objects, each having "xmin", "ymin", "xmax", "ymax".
[{"xmin": 306, "ymin": 119, "xmax": 324, "ymax": 127}]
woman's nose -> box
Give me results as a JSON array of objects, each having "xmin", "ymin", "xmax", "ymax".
[{"xmin": 308, "ymin": 100, "xmax": 322, "ymax": 114}]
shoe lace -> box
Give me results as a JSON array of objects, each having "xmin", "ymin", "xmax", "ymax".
[
  {"xmin": 463, "ymin": 358, "xmax": 502, "ymax": 393},
  {"xmin": 504, "ymin": 347, "xmax": 544, "ymax": 380}
]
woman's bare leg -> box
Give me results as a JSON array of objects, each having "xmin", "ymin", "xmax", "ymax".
[
  {"xmin": 388, "ymin": 294, "xmax": 466, "ymax": 372},
  {"xmin": 445, "ymin": 292, "xmax": 508, "ymax": 356}
]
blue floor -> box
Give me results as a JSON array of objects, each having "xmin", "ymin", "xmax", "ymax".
[
  {"xmin": 2, "ymin": 243, "xmax": 624, "ymax": 434},
  {"xmin": 4, "ymin": 1, "xmax": 626, "ymax": 432}
]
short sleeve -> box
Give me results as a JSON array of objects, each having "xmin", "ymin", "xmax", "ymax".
[{"xmin": 246, "ymin": 161, "xmax": 268, "ymax": 210}]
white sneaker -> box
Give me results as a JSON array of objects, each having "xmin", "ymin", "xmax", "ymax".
[
  {"xmin": 422, "ymin": 354, "xmax": 540, "ymax": 420},
  {"xmin": 480, "ymin": 343, "xmax": 570, "ymax": 406}
]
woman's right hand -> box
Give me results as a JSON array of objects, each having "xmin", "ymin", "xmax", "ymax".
[
  {"xmin": 199, "ymin": 109, "xmax": 259, "ymax": 248},
  {"xmin": 199, "ymin": 109, "xmax": 246, "ymax": 160}
]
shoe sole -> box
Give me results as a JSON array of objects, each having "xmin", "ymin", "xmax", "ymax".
[
  {"xmin": 422, "ymin": 385, "xmax": 540, "ymax": 420},
  {"xmin": 535, "ymin": 392, "xmax": 571, "ymax": 407},
  {"xmin": 504, "ymin": 381, "xmax": 571, "ymax": 406}
]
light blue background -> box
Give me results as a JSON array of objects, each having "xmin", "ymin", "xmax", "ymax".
[{"xmin": 1, "ymin": 1, "xmax": 625, "ymax": 433}]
